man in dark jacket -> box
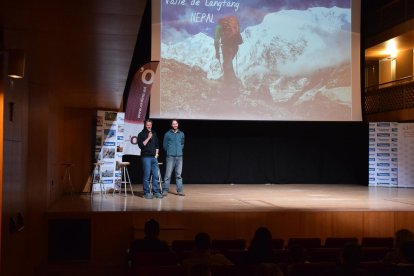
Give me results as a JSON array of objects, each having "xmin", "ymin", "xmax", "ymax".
[{"xmin": 137, "ymin": 119, "xmax": 162, "ymax": 199}]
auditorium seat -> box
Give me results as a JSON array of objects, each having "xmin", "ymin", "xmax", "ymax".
[
  {"xmin": 394, "ymin": 264, "xmax": 414, "ymax": 276},
  {"xmin": 361, "ymin": 247, "xmax": 389, "ymax": 262},
  {"xmin": 130, "ymin": 251, "xmax": 178, "ymax": 267},
  {"xmin": 223, "ymin": 249, "xmax": 246, "ymax": 265},
  {"xmin": 361, "ymin": 237, "xmax": 394, "ymax": 249},
  {"xmin": 324, "ymin": 237, "xmax": 358, "ymax": 248},
  {"xmin": 210, "ymin": 265, "xmax": 240, "ymax": 276},
  {"xmin": 171, "ymin": 239, "xmax": 195, "ymax": 253},
  {"xmin": 274, "ymin": 249, "xmax": 292, "ymax": 263},
  {"xmin": 359, "ymin": 262, "xmax": 397, "ymax": 276},
  {"xmin": 132, "ymin": 265, "xmax": 240, "ymax": 276},
  {"xmin": 211, "ymin": 239, "xmax": 246, "ymax": 251},
  {"xmin": 287, "ymin": 237, "xmax": 322, "ymax": 249},
  {"xmin": 129, "ymin": 265, "xmax": 184, "ymax": 276},
  {"xmin": 288, "ymin": 262, "xmax": 336, "ymax": 276},
  {"xmin": 272, "ymin": 238, "xmax": 284, "ymax": 249},
  {"xmin": 239, "ymin": 264, "xmax": 285, "ymax": 276},
  {"xmin": 307, "ymin": 248, "xmax": 341, "ymax": 262}
]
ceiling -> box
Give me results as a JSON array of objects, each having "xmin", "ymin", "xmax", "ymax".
[
  {"xmin": 3, "ymin": 0, "xmax": 412, "ymax": 109},
  {"xmin": 365, "ymin": 30, "xmax": 414, "ymax": 61},
  {"xmin": 2, "ymin": 0, "xmax": 146, "ymax": 110}
]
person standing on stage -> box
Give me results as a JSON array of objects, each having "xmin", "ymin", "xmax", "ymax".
[
  {"xmin": 162, "ymin": 119, "xmax": 185, "ymax": 196},
  {"xmin": 137, "ymin": 119, "xmax": 163, "ymax": 199}
]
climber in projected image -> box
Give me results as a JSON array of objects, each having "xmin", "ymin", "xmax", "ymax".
[{"xmin": 214, "ymin": 15, "xmax": 243, "ymax": 89}]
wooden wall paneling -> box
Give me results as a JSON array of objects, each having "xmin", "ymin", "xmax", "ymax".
[
  {"xmin": 26, "ymin": 83, "xmax": 50, "ymax": 272},
  {"xmin": 235, "ymin": 212, "xmax": 268, "ymax": 245},
  {"xmin": 63, "ymin": 108, "xmax": 96, "ymax": 193},
  {"xmin": 91, "ymin": 213, "xmax": 133, "ymax": 265},
  {"xmin": 48, "ymin": 93, "xmax": 65, "ymax": 203},
  {"xmin": 1, "ymin": 33, "xmax": 30, "ymax": 276},
  {"xmin": 330, "ymin": 212, "xmax": 364, "ymax": 239},
  {"xmin": 298, "ymin": 212, "xmax": 333, "ymax": 239},
  {"xmin": 132, "ymin": 212, "xmax": 187, "ymax": 242},
  {"xmin": 394, "ymin": 212, "xmax": 414, "ymax": 232},
  {"xmin": 188, "ymin": 212, "xmax": 240, "ymax": 239},
  {"xmin": 267, "ymin": 212, "xmax": 302, "ymax": 240},
  {"xmin": 0, "ymin": 52, "xmax": 4, "ymax": 273},
  {"xmin": 363, "ymin": 211, "xmax": 395, "ymax": 237}
]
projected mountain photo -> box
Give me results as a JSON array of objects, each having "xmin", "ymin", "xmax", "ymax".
[{"xmin": 157, "ymin": 1, "xmax": 354, "ymax": 121}]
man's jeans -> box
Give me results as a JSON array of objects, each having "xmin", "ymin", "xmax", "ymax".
[
  {"xmin": 141, "ymin": 157, "xmax": 160, "ymax": 195},
  {"xmin": 163, "ymin": 156, "xmax": 183, "ymax": 193}
]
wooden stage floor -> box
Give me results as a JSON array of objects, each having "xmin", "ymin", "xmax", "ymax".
[{"xmin": 48, "ymin": 184, "xmax": 414, "ymax": 213}]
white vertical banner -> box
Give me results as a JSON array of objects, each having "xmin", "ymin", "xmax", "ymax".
[
  {"xmin": 123, "ymin": 61, "xmax": 159, "ymax": 155},
  {"xmin": 94, "ymin": 111, "xmax": 125, "ymax": 192},
  {"xmin": 368, "ymin": 123, "xmax": 376, "ymax": 186},
  {"xmin": 369, "ymin": 122, "xmax": 397, "ymax": 186},
  {"xmin": 397, "ymin": 123, "xmax": 414, "ymax": 188},
  {"xmin": 390, "ymin": 122, "xmax": 399, "ymax": 186}
]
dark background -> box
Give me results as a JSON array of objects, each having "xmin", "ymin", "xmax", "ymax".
[{"xmin": 124, "ymin": 120, "xmax": 368, "ymax": 185}]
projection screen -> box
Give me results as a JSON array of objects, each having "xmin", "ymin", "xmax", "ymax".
[{"xmin": 150, "ymin": 0, "xmax": 361, "ymax": 121}]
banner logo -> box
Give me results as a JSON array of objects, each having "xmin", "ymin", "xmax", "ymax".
[{"xmin": 123, "ymin": 61, "xmax": 160, "ymax": 155}]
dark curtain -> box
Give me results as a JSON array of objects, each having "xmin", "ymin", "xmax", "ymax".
[{"xmin": 125, "ymin": 120, "xmax": 368, "ymax": 185}]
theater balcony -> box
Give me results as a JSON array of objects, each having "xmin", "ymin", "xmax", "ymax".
[{"xmin": 364, "ymin": 0, "xmax": 414, "ymax": 121}]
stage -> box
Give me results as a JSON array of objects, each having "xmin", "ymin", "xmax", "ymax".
[
  {"xmin": 49, "ymin": 184, "xmax": 414, "ymax": 213},
  {"xmin": 45, "ymin": 184, "xmax": 414, "ymax": 267}
]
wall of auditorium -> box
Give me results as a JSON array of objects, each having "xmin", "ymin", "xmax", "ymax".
[
  {"xmin": 379, "ymin": 58, "xmax": 393, "ymax": 84},
  {"xmin": 0, "ymin": 54, "xmax": 4, "ymax": 273},
  {"xmin": 1, "ymin": 74, "xmax": 29, "ymax": 275},
  {"xmin": 365, "ymin": 61, "xmax": 379, "ymax": 88},
  {"xmin": 26, "ymin": 83, "xmax": 55, "ymax": 275},
  {"xmin": 396, "ymin": 48, "xmax": 413, "ymax": 80},
  {"xmin": 1, "ymin": 73, "xmax": 75, "ymax": 275},
  {"xmin": 367, "ymin": 108, "xmax": 414, "ymax": 122},
  {"xmin": 61, "ymin": 108, "xmax": 95, "ymax": 193},
  {"xmin": 377, "ymin": 49, "xmax": 413, "ymax": 85}
]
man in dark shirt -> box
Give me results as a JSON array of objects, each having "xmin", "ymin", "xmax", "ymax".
[{"xmin": 137, "ymin": 119, "xmax": 162, "ymax": 199}]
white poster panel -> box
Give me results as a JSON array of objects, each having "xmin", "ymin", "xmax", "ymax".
[
  {"xmin": 368, "ymin": 123, "xmax": 376, "ymax": 186},
  {"xmin": 368, "ymin": 122, "xmax": 397, "ymax": 186},
  {"xmin": 398, "ymin": 123, "xmax": 414, "ymax": 188},
  {"xmin": 390, "ymin": 122, "xmax": 399, "ymax": 186},
  {"xmin": 94, "ymin": 111, "xmax": 125, "ymax": 192},
  {"xmin": 123, "ymin": 122, "xmax": 144, "ymax": 156}
]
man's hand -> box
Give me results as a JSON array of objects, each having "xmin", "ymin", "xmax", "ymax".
[{"xmin": 143, "ymin": 131, "xmax": 152, "ymax": 146}]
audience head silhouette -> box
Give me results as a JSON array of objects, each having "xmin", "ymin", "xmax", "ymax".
[
  {"xmin": 252, "ymin": 227, "xmax": 272, "ymax": 245},
  {"xmin": 144, "ymin": 218, "xmax": 160, "ymax": 239},
  {"xmin": 394, "ymin": 228, "xmax": 414, "ymax": 250},
  {"xmin": 340, "ymin": 242, "xmax": 362, "ymax": 267},
  {"xmin": 250, "ymin": 227, "xmax": 273, "ymax": 251},
  {"xmin": 246, "ymin": 226, "xmax": 276, "ymax": 264},
  {"xmin": 194, "ymin": 232, "xmax": 211, "ymax": 252}
]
